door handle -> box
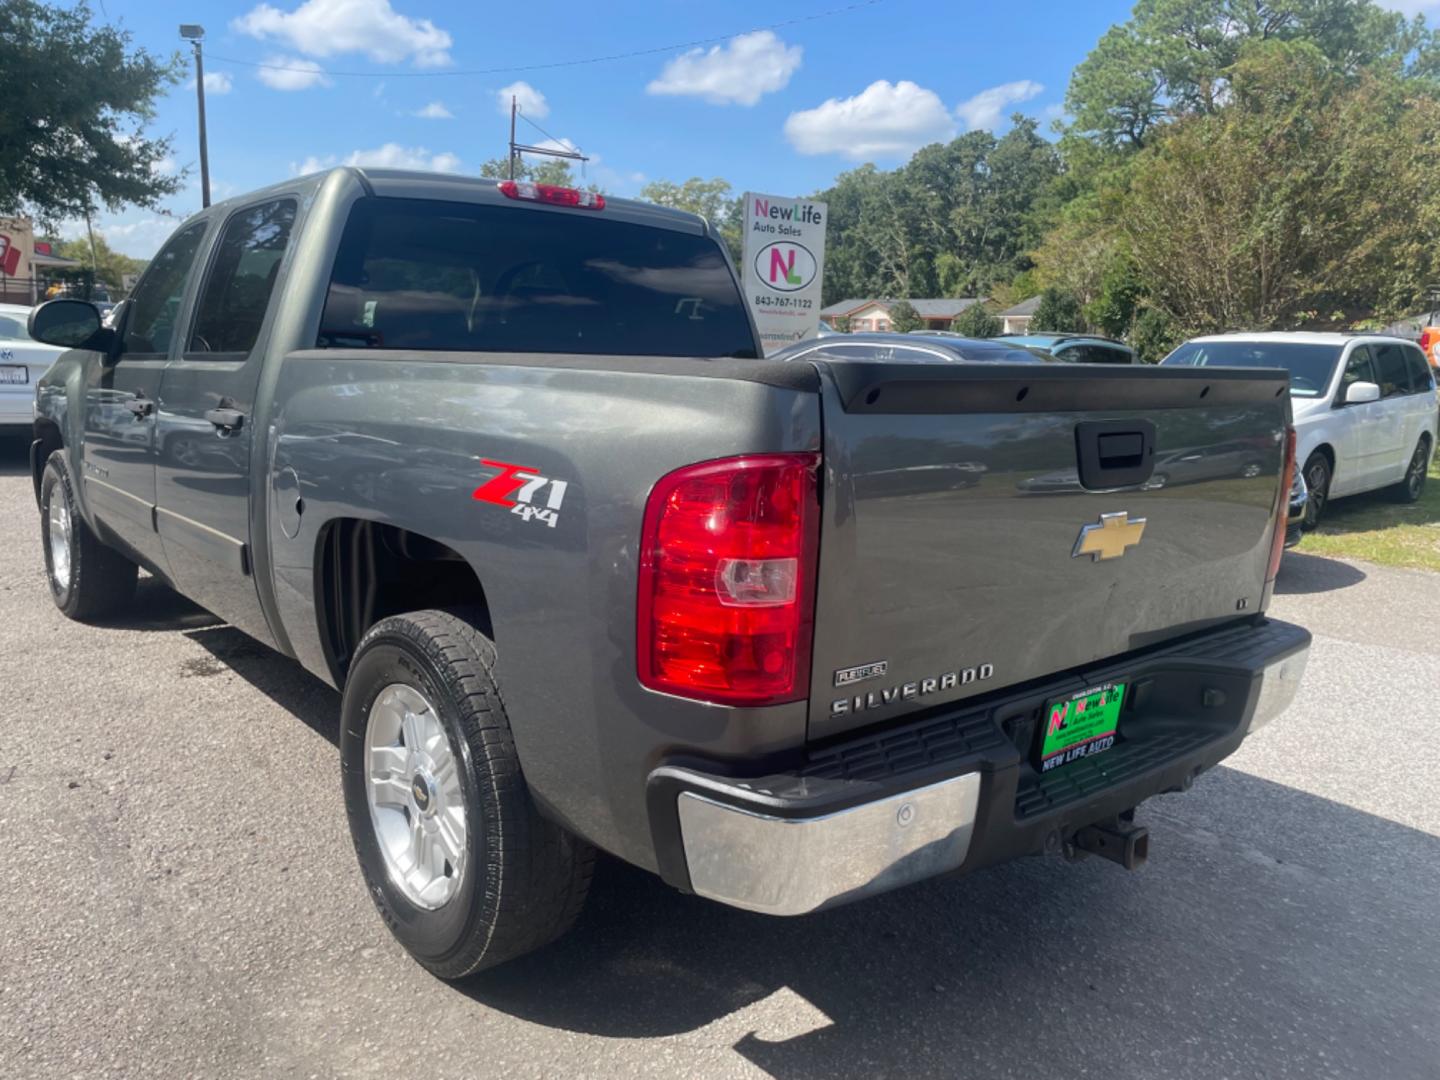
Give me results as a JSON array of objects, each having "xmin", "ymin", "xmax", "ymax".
[
  {"xmin": 204, "ymin": 406, "xmax": 245, "ymax": 433},
  {"xmin": 125, "ymin": 396, "xmax": 154, "ymax": 418}
]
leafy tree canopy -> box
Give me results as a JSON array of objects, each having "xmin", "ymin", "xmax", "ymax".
[
  {"xmin": 951, "ymin": 303, "xmax": 1002, "ymax": 338},
  {"xmin": 0, "ymin": 1, "xmax": 184, "ymax": 226},
  {"xmin": 887, "ymin": 300, "xmax": 925, "ymax": 333},
  {"xmin": 1030, "ymin": 288, "xmax": 1085, "ymax": 332},
  {"xmin": 1065, "ymin": 0, "xmax": 1436, "ymax": 150}
]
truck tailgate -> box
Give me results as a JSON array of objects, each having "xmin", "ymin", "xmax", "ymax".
[{"xmin": 808, "ymin": 361, "xmax": 1291, "ymax": 739}]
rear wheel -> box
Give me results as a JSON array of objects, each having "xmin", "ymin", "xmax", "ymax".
[
  {"xmin": 39, "ymin": 451, "xmax": 137, "ymax": 620},
  {"xmin": 1389, "ymin": 436, "xmax": 1431, "ymax": 504},
  {"xmin": 340, "ymin": 608, "xmax": 594, "ymax": 978},
  {"xmin": 1301, "ymin": 452, "xmax": 1331, "ymax": 529}
]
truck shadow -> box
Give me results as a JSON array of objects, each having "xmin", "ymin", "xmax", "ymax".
[
  {"xmin": 0, "ymin": 432, "xmax": 32, "ymax": 478},
  {"xmin": 461, "ymin": 770, "xmax": 1440, "ymax": 1079},
  {"xmin": 1272, "ymin": 551, "xmax": 1366, "ymax": 595}
]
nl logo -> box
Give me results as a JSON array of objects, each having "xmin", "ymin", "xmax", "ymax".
[{"xmin": 753, "ymin": 241, "xmax": 818, "ymax": 293}]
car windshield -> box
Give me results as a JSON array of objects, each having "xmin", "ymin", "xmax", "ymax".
[
  {"xmin": 1160, "ymin": 340, "xmax": 1342, "ymax": 397},
  {"xmin": 0, "ymin": 313, "xmax": 32, "ymax": 341}
]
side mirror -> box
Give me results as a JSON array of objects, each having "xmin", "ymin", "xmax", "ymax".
[
  {"xmin": 1342, "ymin": 380, "xmax": 1380, "ymax": 405},
  {"xmin": 28, "ymin": 298, "xmax": 106, "ymax": 350}
]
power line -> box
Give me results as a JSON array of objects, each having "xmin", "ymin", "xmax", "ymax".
[{"xmin": 206, "ymin": 0, "xmax": 886, "ymax": 79}]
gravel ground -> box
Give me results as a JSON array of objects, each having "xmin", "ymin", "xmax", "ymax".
[{"xmin": 1, "ymin": 432, "xmax": 1437, "ymax": 1080}]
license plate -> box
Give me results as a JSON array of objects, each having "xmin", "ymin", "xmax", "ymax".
[
  {"xmin": 0, "ymin": 365, "xmax": 26, "ymax": 385},
  {"xmin": 1040, "ymin": 682, "xmax": 1125, "ymax": 772}
]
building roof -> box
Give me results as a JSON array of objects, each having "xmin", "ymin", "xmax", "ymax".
[
  {"xmin": 997, "ymin": 295, "xmax": 1041, "ymax": 317},
  {"xmin": 819, "ymin": 298, "xmax": 878, "ymax": 317},
  {"xmin": 819, "ymin": 297, "xmax": 986, "ymax": 319}
]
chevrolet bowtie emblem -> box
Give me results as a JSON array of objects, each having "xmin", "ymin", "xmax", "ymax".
[{"xmin": 1073, "ymin": 512, "xmax": 1147, "ymax": 561}]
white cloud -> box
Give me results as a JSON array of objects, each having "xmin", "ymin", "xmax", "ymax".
[
  {"xmin": 152, "ymin": 156, "xmax": 177, "ymax": 176},
  {"xmin": 646, "ymin": 31, "xmax": 801, "ymax": 106},
  {"xmin": 955, "ymin": 79, "xmax": 1045, "ymax": 132},
  {"xmin": 413, "ymin": 100, "xmax": 453, "ymax": 119},
  {"xmin": 293, "ymin": 143, "xmax": 462, "ymax": 175},
  {"xmin": 233, "ymin": 0, "xmax": 452, "ymax": 66},
  {"xmin": 187, "ymin": 71, "xmax": 234, "ymax": 95},
  {"xmin": 497, "ymin": 80, "xmax": 548, "ymax": 119},
  {"xmin": 525, "ymin": 137, "xmax": 584, "ymax": 158},
  {"xmin": 256, "ymin": 55, "xmax": 331, "ymax": 90},
  {"xmin": 784, "ymin": 79, "xmax": 955, "ymax": 159}
]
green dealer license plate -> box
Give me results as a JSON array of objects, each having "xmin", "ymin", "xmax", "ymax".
[{"xmin": 1040, "ymin": 682, "xmax": 1125, "ymax": 772}]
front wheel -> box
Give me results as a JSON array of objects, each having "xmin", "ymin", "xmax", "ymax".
[
  {"xmin": 340, "ymin": 608, "xmax": 594, "ymax": 978},
  {"xmin": 1301, "ymin": 452, "xmax": 1331, "ymax": 529},
  {"xmin": 39, "ymin": 450, "xmax": 138, "ymax": 620},
  {"xmin": 1389, "ymin": 437, "xmax": 1431, "ymax": 504}
]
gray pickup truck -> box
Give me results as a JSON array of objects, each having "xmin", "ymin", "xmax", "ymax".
[{"xmin": 27, "ymin": 169, "xmax": 1310, "ymax": 978}]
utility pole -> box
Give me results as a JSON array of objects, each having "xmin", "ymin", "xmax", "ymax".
[
  {"xmin": 180, "ymin": 24, "xmax": 211, "ymax": 208},
  {"xmin": 508, "ymin": 94, "xmax": 588, "ymax": 181}
]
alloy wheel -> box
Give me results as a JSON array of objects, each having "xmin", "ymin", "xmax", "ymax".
[{"xmin": 364, "ymin": 683, "xmax": 467, "ymax": 910}]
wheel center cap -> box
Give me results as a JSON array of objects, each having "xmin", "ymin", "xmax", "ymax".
[{"xmin": 410, "ymin": 771, "xmax": 437, "ymax": 815}]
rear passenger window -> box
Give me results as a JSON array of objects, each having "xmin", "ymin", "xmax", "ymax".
[
  {"xmin": 1371, "ymin": 343, "xmax": 1410, "ymax": 398},
  {"xmin": 318, "ymin": 196, "xmax": 757, "ymax": 359},
  {"xmin": 1403, "ymin": 345, "xmax": 1435, "ymax": 393},
  {"xmin": 189, "ymin": 199, "xmax": 297, "ymax": 356}
]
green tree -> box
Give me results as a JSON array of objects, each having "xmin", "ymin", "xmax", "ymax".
[
  {"xmin": 951, "ymin": 303, "xmax": 1001, "ymax": 338},
  {"xmin": 1064, "ymin": 0, "xmax": 1435, "ymax": 151},
  {"xmin": 0, "ymin": 1, "xmax": 184, "ymax": 226},
  {"xmin": 830, "ymin": 316, "xmax": 851, "ymax": 333},
  {"xmin": 1030, "ymin": 287, "xmax": 1085, "ymax": 332},
  {"xmin": 49, "ymin": 233, "xmax": 147, "ymax": 293},
  {"xmin": 1117, "ymin": 41, "xmax": 1437, "ymax": 332},
  {"xmin": 639, "ymin": 177, "xmax": 741, "ymax": 262},
  {"xmin": 478, "ymin": 155, "xmax": 588, "ymax": 189},
  {"xmin": 1129, "ymin": 306, "xmax": 1181, "ymax": 363},
  {"xmin": 887, "ymin": 300, "xmax": 924, "ymax": 333}
]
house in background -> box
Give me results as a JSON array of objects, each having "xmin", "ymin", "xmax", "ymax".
[
  {"xmin": 0, "ymin": 217, "xmax": 81, "ymax": 304},
  {"xmin": 819, "ymin": 297, "xmax": 988, "ymax": 333},
  {"xmin": 997, "ymin": 296, "xmax": 1041, "ymax": 334}
]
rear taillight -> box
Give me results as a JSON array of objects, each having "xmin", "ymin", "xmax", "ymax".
[
  {"xmin": 1266, "ymin": 426, "xmax": 1297, "ymax": 584},
  {"xmin": 498, "ymin": 180, "xmax": 605, "ymax": 210},
  {"xmin": 637, "ymin": 453, "xmax": 820, "ymax": 707}
]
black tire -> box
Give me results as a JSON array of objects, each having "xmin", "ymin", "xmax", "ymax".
[
  {"xmin": 340, "ymin": 608, "xmax": 594, "ymax": 978},
  {"xmin": 1389, "ymin": 436, "xmax": 1431, "ymax": 504},
  {"xmin": 1302, "ymin": 451, "xmax": 1331, "ymax": 529},
  {"xmin": 39, "ymin": 450, "xmax": 138, "ymax": 620}
]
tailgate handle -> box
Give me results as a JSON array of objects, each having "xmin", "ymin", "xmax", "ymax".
[{"xmin": 1076, "ymin": 420, "xmax": 1156, "ymax": 489}]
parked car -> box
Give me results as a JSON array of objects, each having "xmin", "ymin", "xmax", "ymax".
[
  {"xmin": 27, "ymin": 169, "xmax": 1309, "ymax": 978},
  {"xmin": 995, "ymin": 333, "xmax": 1138, "ymax": 364},
  {"xmin": 1286, "ymin": 468, "xmax": 1308, "ymax": 548},
  {"xmin": 1161, "ymin": 333, "xmax": 1436, "ymax": 525},
  {"xmin": 773, "ymin": 331, "xmax": 1056, "ymax": 364},
  {"xmin": 0, "ymin": 303, "xmax": 66, "ymax": 431}
]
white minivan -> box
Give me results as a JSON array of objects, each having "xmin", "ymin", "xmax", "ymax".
[{"xmin": 1162, "ymin": 332, "xmax": 1437, "ymax": 525}]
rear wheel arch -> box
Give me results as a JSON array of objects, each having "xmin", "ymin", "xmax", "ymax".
[
  {"xmin": 30, "ymin": 418, "xmax": 63, "ymax": 506},
  {"xmin": 314, "ymin": 517, "xmax": 494, "ymax": 687}
]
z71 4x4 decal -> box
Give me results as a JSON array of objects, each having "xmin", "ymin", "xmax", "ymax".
[{"xmin": 473, "ymin": 459, "xmax": 569, "ymax": 528}]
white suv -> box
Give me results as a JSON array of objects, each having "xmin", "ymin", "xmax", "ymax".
[{"xmin": 1162, "ymin": 332, "xmax": 1437, "ymax": 525}]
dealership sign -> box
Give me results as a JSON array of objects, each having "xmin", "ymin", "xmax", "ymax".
[{"xmin": 741, "ymin": 192, "xmax": 827, "ymax": 355}]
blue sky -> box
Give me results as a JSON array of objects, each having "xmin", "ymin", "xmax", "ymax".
[{"xmin": 75, "ymin": 0, "xmax": 1432, "ymax": 257}]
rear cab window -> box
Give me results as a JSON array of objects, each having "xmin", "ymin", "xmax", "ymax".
[{"xmin": 318, "ymin": 197, "xmax": 757, "ymax": 359}]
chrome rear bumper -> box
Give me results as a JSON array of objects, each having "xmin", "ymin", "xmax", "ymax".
[
  {"xmin": 656, "ymin": 618, "xmax": 1310, "ymax": 917},
  {"xmin": 677, "ymin": 773, "xmax": 981, "ymax": 916}
]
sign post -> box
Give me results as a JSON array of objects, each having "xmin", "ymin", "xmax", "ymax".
[{"xmin": 741, "ymin": 191, "xmax": 827, "ymax": 355}]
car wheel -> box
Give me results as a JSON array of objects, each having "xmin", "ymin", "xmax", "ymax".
[
  {"xmin": 1390, "ymin": 436, "xmax": 1431, "ymax": 504},
  {"xmin": 1301, "ymin": 452, "xmax": 1330, "ymax": 529},
  {"xmin": 39, "ymin": 451, "xmax": 138, "ymax": 620},
  {"xmin": 340, "ymin": 607, "xmax": 594, "ymax": 979}
]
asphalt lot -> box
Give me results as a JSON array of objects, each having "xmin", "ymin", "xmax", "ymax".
[{"xmin": 2, "ymin": 430, "xmax": 1438, "ymax": 1080}]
